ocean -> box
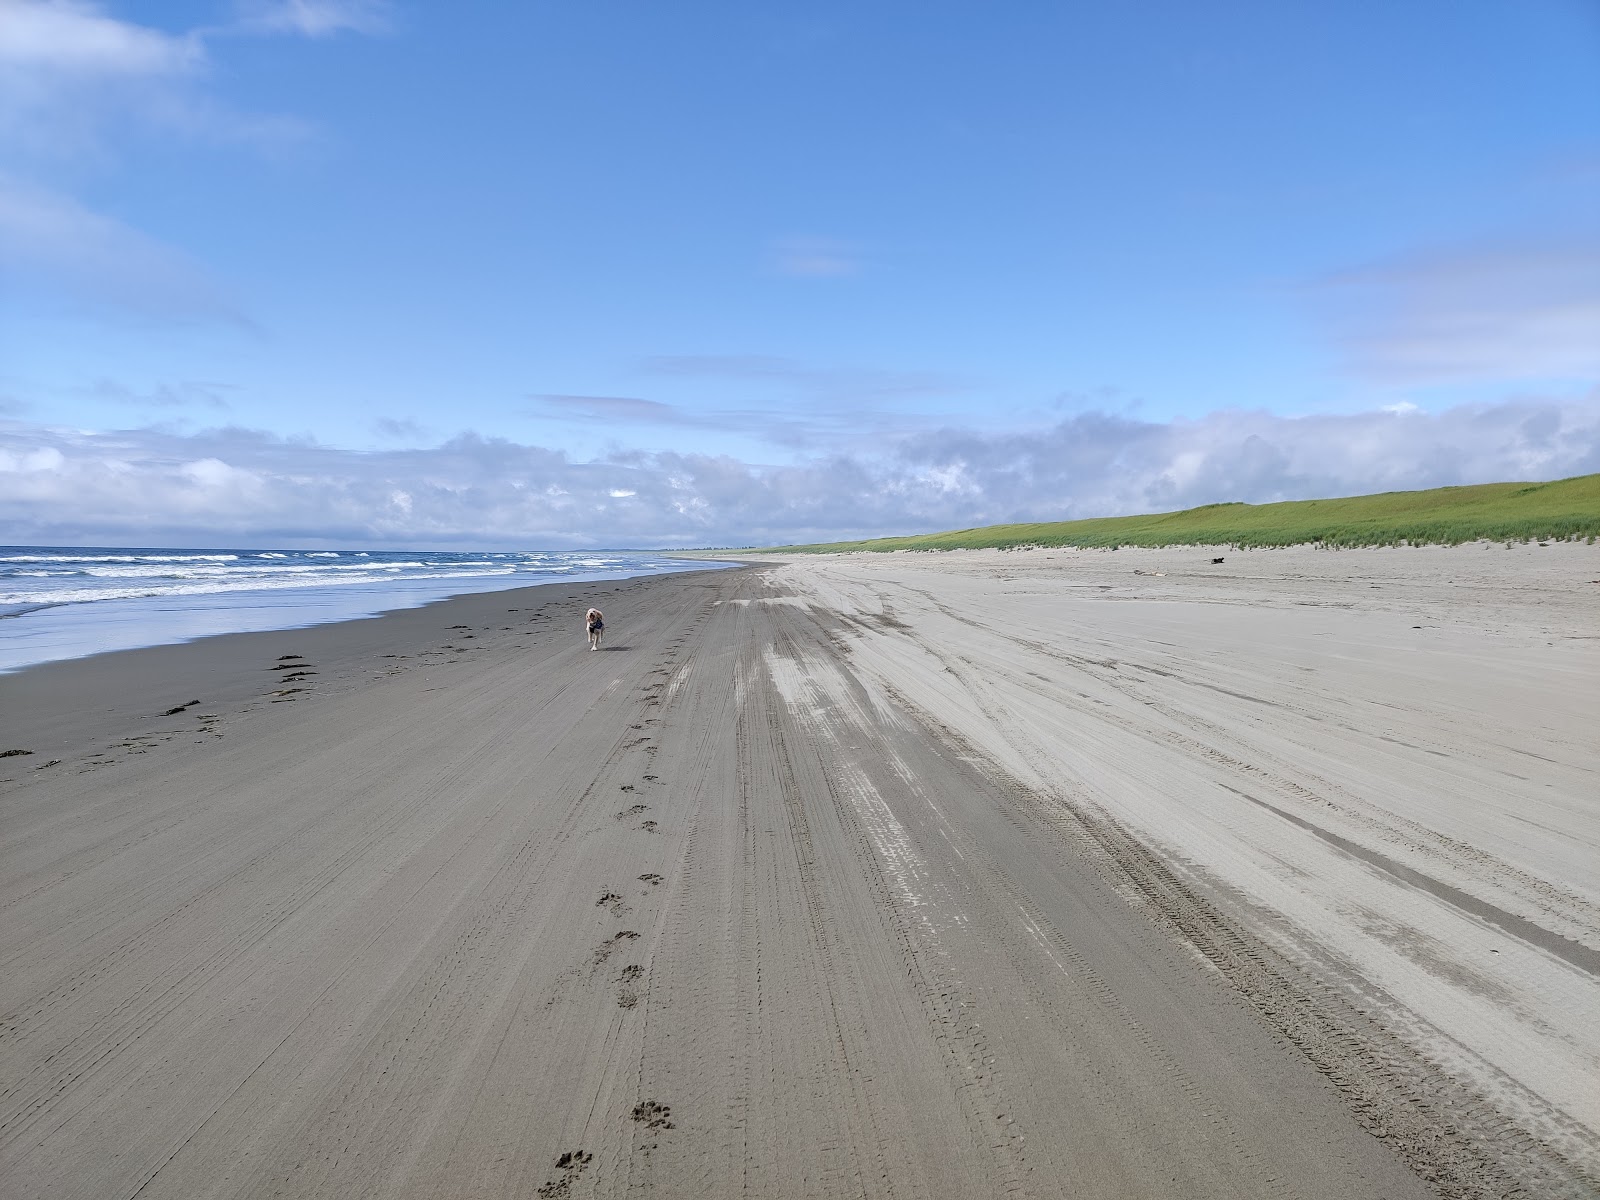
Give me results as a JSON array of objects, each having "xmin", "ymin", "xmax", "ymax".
[{"xmin": 0, "ymin": 546, "xmax": 733, "ymax": 674}]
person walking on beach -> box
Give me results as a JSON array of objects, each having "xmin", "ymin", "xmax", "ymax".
[{"xmin": 586, "ymin": 607, "xmax": 604, "ymax": 651}]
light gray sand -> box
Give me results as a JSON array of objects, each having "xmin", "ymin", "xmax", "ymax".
[{"xmin": 1, "ymin": 547, "xmax": 1594, "ymax": 1198}]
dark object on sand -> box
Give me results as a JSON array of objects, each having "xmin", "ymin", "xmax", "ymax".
[
  {"xmin": 1212, "ymin": 556, "xmax": 1225, "ymax": 564},
  {"xmin": 0, "ymin": 748, "xmax": 33, "ymax": 758}
]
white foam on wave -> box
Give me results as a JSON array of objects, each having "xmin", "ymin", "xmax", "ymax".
[
  {"xmin": 0, "ymin": 553, "xmax": 240, "ymax": 564},
  {"xmin": 0, "ymin": 566, "xmax": 525, "ymax": 608},
  {"xmin": 1, "ymin": 547, "xmax": 715, "ymax": 614},
  {"xmin": 77, "ymin": 561, "xmax": 439, "ymax": 579}
]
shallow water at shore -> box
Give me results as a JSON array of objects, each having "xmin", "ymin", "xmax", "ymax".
[{"xmin": 0, "ymin": 545, "xmax": 729, "ymax": 673}]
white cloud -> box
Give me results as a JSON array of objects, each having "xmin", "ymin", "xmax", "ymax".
[
  {"xmin": 0, "ymin": 0, "xmax": 204, "ymax": 158},
  {"xmin": 2, "ymin": 395, "xmax": 1594, "ymax": 548},
  {"xmin": 892, "ymin": 396, "xmax": 1600, "ymax": 524},
  {"xmin": 0, "ymin": 443, "xmax": 64, "ymax": 472},
  {"xmin": 0, "ymin": 0, "xmax": 201, "ymax": 75}
]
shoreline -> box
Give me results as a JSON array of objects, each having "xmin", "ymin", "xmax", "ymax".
[
  {"xmin": 0, "ymin": 565, "xmax": 744, "ymax": 770},
  {"xmin": 0, "ymin": 551, "xmax": 739, "ymax": 677}
]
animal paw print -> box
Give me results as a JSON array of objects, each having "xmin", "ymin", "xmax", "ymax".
[
  {"xmin": 537, "ymin": 1150, "xmax": 592, "ymax": 1197},
  {"xmin": 631, "ymin": 1100, "xmax": 674, "ymax": 1130},
  {"xmin": 590, "ymin": 930, "xmax": 640, "ymax": 966},
  {"xmin": 616, "ymin": 804, "xmax": 648, "ymax": 820},
  {"xmin": 617, "ymin": 966, "xmax": 643, "ymax": 1011},
  {"xmin": 638, "ymin": 873, "xmax": 662, "ymax": 887},
  {"xmin": 597, "ymin": 891, "xmax": 627, "ymax": 915},
  {"xmin": 616, "ymin": 963, "xmax": 642, "ymax": 1009}
]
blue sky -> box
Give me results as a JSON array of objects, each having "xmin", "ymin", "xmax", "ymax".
[{"xmin": 2, "ymin": 1, "xmax": 1597, "ymax": 547}]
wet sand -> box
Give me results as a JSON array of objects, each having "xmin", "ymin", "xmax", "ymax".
[{"xmin": 1, "ymin": 546, "xmax": 1594, "ymax": 1198}]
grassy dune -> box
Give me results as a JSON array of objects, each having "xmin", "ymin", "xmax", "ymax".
[{"xmin": 765, "ymin": 474, "xmax": 1600, "ymax": 553}]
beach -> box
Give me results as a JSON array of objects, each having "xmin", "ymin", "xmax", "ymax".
[{"xmin": 1, "ymin": 545, "xmax": 1595, "ymax": 1199}]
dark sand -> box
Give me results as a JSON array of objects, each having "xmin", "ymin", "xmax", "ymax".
[{"xmin": 1, "ymin": 557, "xmax": 1592, "ymax": 1198}]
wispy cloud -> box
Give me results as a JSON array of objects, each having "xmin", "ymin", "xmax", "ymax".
[
  {"xmin": 0, "ymin": 174, "xmax": 243, "ymax": 320},
  {"xmin": 229, "ymin": 0, "xmax": 392, "ymax": 39},
  {"xmin": 0, "ymin": 0, "xmax": 348, "ymax": 157},
  {"xmin": 0, "ymin": 0, "xmax": 203, "ymax": 159},
  {"xmin": 532, "ymin": 374, "xmax": 971, "ymax": 453},
  {"xmin": 770, "ymin": 235, "xmax": 862, "ymax": 278},
  {"xmin": 638, "ymin": 354, "xmax": 961, "ymax": 400},
  {"xmin": 373, "ymin": 416, "xmax": 425, "ymax": 439},
  {"xmin": 532, "ymin": 394, "xmax": 690, "ymax": 424},
  {"xmin": 0, "ymin": 0, "xmax": 389, "ymax": 318},
  {"xmin": 81, "ymin": 378, "xmax": 234, "ymax": 409},
  {"xmin": 1317, "ymin": 236, "xmax": 1600, "ymax": 385},
  {"xmin": 5, "ymin": 395, "xmax": 1594, "ymax": 547}
]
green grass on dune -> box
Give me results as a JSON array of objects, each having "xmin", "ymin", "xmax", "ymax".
[{"xmin": 763, "ymin": 474, "xmax": 1600, "ymax": 553}]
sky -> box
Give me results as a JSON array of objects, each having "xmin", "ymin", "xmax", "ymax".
[{"xmin": 2, "ymin": 0, "xmax": 1598, "ymax": 549}]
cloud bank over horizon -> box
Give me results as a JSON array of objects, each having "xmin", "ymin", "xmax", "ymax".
[{"xmin": 4, "ymin": 395, "xmax": 1595, "ymax": 549}]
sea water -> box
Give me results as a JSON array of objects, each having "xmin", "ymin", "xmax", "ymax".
[{"xmin": 0, "ymin": 546, "xmax": 731, "ymax": 673}]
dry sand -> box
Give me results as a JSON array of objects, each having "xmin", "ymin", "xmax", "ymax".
[{"xmin": 1, "ymin": 546, "xmax": 1595, "ymax": 1198}]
